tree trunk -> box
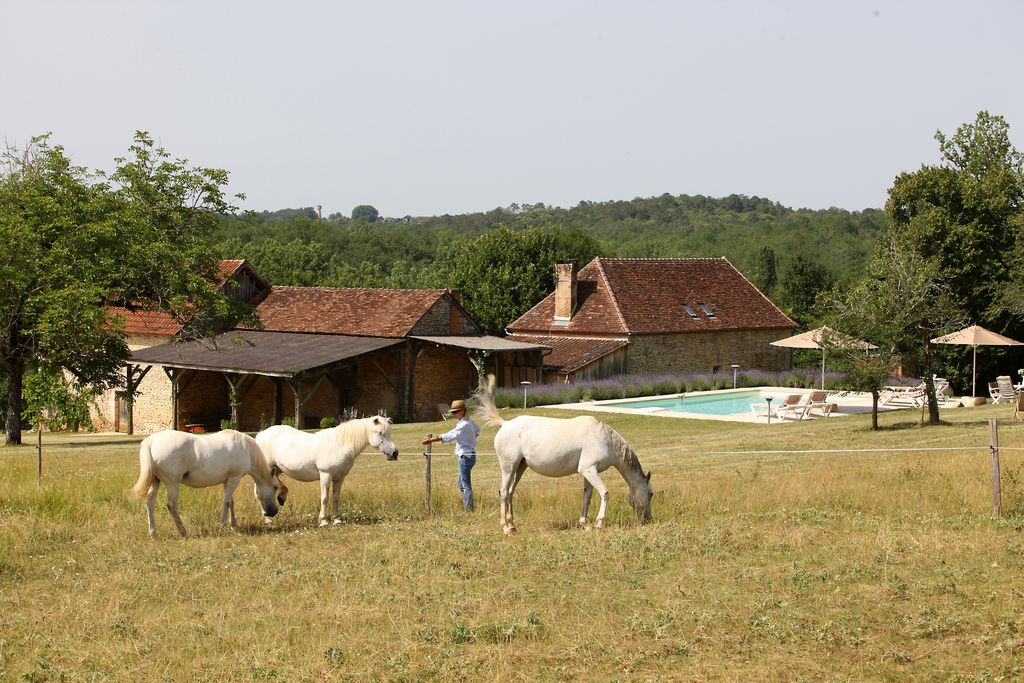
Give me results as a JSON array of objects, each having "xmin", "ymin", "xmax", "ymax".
[
  {"xmin": 871, "ymin": 390, "xmax": 879, "ymax": 430},
  {"xmin": 922, "ymin": 333, "xmax": 940, "ymax": 424},
  {"xmin": 4, "ymin": 358, "xmax": 23, "ymax": 446}
]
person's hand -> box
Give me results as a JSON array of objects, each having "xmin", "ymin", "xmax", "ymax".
[{"xmin": 421, "ymin": 436, "xmax": 434, "ymax": 445}]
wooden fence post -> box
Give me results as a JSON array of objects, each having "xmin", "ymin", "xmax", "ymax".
[
  {"xmin": 424, "ymin": 434, "xmax": 433, "ymax": 515},
  {"xmin": 989, "ymin": 418, "xmax": 1001, "ymax": 517}
]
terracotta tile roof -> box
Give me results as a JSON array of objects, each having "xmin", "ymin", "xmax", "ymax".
[
  {"xmin": 107, "ymin": 307, "xmax": 183, "ymax": 336},
  {"xmin": 218, "ymin": 259, "xmax": 245, "ymax": 279},
  {"xmin": 108, "ymin": 260, "xmax": 264, "ymax": 336},
  {"xmin": 256, "ymin": 286, "xmax": 451, "ymax": 338},
  {"xmin": 507, "ymin": 335, "xmax": 628, "ymax": 373},
  {"xmin": 507, "ymin": 257, "xmax": 795, "ymax": 335}
]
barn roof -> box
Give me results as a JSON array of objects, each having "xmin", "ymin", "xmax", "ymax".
[
  {"xmin": 507, "ymin": 257, "xmax": 795, "ymax": 336},
  {"xmin": 504, "ymin": 335, "xmax": 628, "ymax": 373},
  {"xmin": 410, "ymin": 335, "xmax": 547, "ymax": 352},
  {"xmin": 256, "ymin": 286, "xmax": 456, "ymax": 338},
  {"xmin": 129, "ymin": 330, "xmax": 404, "ymax": 378}
]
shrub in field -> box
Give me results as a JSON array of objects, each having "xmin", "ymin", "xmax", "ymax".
[{"xmin": 320, "ymin": 417, "xmax": 338, "ymax": 429}]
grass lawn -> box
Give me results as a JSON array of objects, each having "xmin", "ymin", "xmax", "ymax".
[{"xmin": 2, "ymin": 403, "xmax": 1024, "ymax": 681}]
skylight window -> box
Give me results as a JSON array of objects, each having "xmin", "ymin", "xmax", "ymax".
[
  {"xmin": 682, "ymin": 304, "xmax": 700, "ymax": 320},
  {"xmin": 698, "ymin": 303, "xmax": 717, "ymax": 319}
]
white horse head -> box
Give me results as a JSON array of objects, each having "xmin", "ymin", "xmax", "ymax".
[
  {"xmin": 628, "ymin": 469, "xmax": 653, "ymax": 524},
  {"xmin": 251, "ymin": 446, "xmax": 285, "ymax": 519},
  {"xmin": 365, "ymin": 415, "xmax": 399, "ymax": 461}
]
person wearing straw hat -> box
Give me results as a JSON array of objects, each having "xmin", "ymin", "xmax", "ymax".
[{"xmin": 422, "ymin": 398, "xmax": 480, "ymax": 512}]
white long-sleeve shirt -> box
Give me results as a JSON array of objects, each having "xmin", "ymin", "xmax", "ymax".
[{"xmin": 440, "ymin": 417, "xmax": 480, "ymax": 457}]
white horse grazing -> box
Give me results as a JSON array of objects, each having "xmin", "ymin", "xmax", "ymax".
[
  {"xmin": 131, "ymin": 429, "xmax": 285, "ymax": 538},
  {"xmin": 256, "ymin": 416, "xmax": 399, "ymax": 527},
  {"xmin": 476, "ymin": 375, "xmax": 652, "ymax": 534}
]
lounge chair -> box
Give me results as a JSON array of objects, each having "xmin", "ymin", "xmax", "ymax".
[
  {"xmin": 880, "ymin": 384, "xmax": 927, "ymax": 408},
  {"xmin": 776, "ymin": 394, "xmax": 811, "ymax": 420},
  {"xmin": 751, "ymin": 394, "xmax": 802, "ymax": 420},
  {"xmin": 801, "ymin": 390, "xmax": 835, "ymax": 418},
  {"xmin": 989, "ymin": 382, "xmax": 1002, "ymax": 403},
  {"xmin": 437, "ymin": 403, "xmax": 452, "ymax": 420},
  {"xmin": 996, "ymin": 376, "xmax": 1016, "ymax": 404},
  {"xmin": 1016, "ymin": 391, "xmax": 1024, "ymax": 421}
]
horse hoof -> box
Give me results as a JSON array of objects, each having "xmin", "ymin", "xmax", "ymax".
[
  {"xmin": 318, "ymin": 519, "xmax": 330, "ymax": 527},
  {"xmin": 594, "ymin": 521, "xmax": 604, "ymax": 529},
  {"xmin": 332, "ymin": 518, "xmax": 342, "ymax": 526},
  {"xmin": 503, "ymin": 526, "xmax": 516, "ymax": 536}
]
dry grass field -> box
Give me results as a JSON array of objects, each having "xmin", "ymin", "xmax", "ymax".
[{"xmin": 2, "ymin": 403, "xmax": 1024, "ymax": 681}]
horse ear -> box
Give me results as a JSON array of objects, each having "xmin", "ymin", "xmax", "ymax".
[
  {"xmin": 645, "ymin": 469, "xmax": 651, "ymax": 482},
  {"xmin": 271, "ymin": 464, "xmax": 280, "ymax": 477}
]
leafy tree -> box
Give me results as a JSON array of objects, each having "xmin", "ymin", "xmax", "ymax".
[
  {"xmin": 0, "ymin": 133, "xmax": 255, "ymax": 445},
  {"xmin": 351, "ymin": 204, "xmax": 380, "ymax": 223},
  {"xmin": 886, "ymin": 111, "xmax": 1024, "ymax": 389},
  {"xmin": 777, "ymin": 256, "xmax": 835, "ymax": 326},
  {"xmin": 828, "ymin": 237, "xmax": 961, "ymax": 427},
  {"xmin": 436, "ymin": 225, "xmax": 602, "ymax": 335},
  {"xmin": 22, "ymin": 364, "xmax": 99, "ymax": 432},
  {"xmin": 753, "ymin": 245, "xmax": 778, "ymax": 294}
]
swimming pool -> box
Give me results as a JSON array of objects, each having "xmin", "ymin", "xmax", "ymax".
[{"xmin": 594, "ymin": 390, "xmax": 794, "ymax": 416}]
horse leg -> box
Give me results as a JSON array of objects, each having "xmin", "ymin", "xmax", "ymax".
[
  {"xmin": 318, "ymin": 471, "xmax": 331, "ymax": 527},
  {"xmin": 579, "ymin": 479, "xmax": 594, "ymax": 528},
  {"xmin": 506, "ymin": 459, "xmax": 529, "ymax": 533},
  {"xmin": 498, "ymin": 464, "xmax": 518, "ymax": 535},
  {"xmin": 145, "ymin": 480, "xmax": 161, "ymax": 539},
  {"xmin": 331, "ymin": 476, "xmax": 344, "ymax": 525},
  {"xmin": 221, "ymin": 475, "xmax": 242, "ymax": 528},
  {"xmin": 579, "ymin": 468, "xmax": 609, "ymax": 529},
  {"xmin": 165, "ymin": 482, "xmax": 189, "ymax": 538}
]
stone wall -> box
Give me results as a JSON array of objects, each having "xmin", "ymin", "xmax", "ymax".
[
  {"xmin": 626, "ymin": 330, "xmax": 792, "ymax": 375},
  {"xmin": 90, "ymin": 333, "xmax": 175, "ymax": 433},
  {"xmin": 411, "ymin": 347, "xmax": 479, "ymax": 421}
]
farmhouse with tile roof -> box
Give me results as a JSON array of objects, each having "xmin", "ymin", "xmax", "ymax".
[
  {"xmin": 93, "ymin": 260, "xmax": 544, "ymax": 433},
  {"xmin": 506, "ymin": 257, "xmax": 796, "ymax": 382}
]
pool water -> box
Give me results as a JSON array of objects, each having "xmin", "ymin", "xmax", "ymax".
[{"xmin": 599, "ymin": 390, "xmax": 792, "ymax": 416}]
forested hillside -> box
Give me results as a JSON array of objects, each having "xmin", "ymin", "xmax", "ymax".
[{"xmin": 212, "ymin": 193, "xmax": 888, "ymax": 331}]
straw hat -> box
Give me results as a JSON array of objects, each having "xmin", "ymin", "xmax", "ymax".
[{"xmin": 448, "ymin": 399, "xmax": 467, "ymax": 414}]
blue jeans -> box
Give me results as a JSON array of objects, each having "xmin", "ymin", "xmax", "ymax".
[{"xmin": 457, "ymin": 453, "xmax": 476, "ymax": 511}]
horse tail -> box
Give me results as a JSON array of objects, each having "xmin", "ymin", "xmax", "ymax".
[
  {"xmin": 132, "ymin": 436, "xmax": 157, "ymax": 498},
  {"xmin": 473, "ymin": 374, "xmax": 504, "ymax": 428}
]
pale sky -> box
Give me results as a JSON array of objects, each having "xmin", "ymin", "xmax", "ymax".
[{"xmin": 4, "ymin": 1, "xmax": 1022, "ymax": 218}]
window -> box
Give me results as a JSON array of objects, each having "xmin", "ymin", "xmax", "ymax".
[
  {"xmin": 698, "ymin": 303, "xmax": 717, "ymax": 319},
  {"xmin": 682, "ymin": 304, "xmax": 700, "ymax": 320}
]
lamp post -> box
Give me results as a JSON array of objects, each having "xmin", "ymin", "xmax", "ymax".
[
  {"xmin": 520, "ymin": 381, "xmax": 532, "ymax": 409},
  {"xmin": 731, "ymin": 364, "xmax": 740, "ymax": 389},
  {"xmin": 765, "ymin": 397, "xmax": 773, "ymax": 425}
]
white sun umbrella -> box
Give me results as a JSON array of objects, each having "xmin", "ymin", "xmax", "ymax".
[
  {"xmin": 931, "ymin": 324, "xmax": 1024, "ymax": 398},
  {"xmin": 770, "ymin": 326, "xmax": 877, "ymax": 389}
]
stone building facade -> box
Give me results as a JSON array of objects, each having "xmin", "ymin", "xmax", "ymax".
[
  {"xmin": 98, "ymin": 260, "xmax": 544, "ymax": 433},
  {"xmin": 506, "ymin": 257, "xmax": 796, "ymax": 382}
]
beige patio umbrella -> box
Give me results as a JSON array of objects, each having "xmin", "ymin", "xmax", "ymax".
[
  {"xmin": 931, "ymin": 324, "xmax": 1023, "ymax": 398},
  {"xmin": 771, "ymin": 326, "xmax": 877, "ymax": 389}
]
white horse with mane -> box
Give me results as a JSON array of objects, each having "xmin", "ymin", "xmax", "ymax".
[
  {"xmin": 256, "ymin": 416, "xmax": 399, "ymax": 526},
  {"xmin": 475, "ymin": 375, "xmax": 652, "ymax": 534},
  {"xmin": 132, "ymin": 429, "xmax": 285, "ymax": 538}
]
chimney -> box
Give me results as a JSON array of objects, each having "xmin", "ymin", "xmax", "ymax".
[{"xmin": 553, "ymin": 262, "xmax": 577, "ymax": 323}]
